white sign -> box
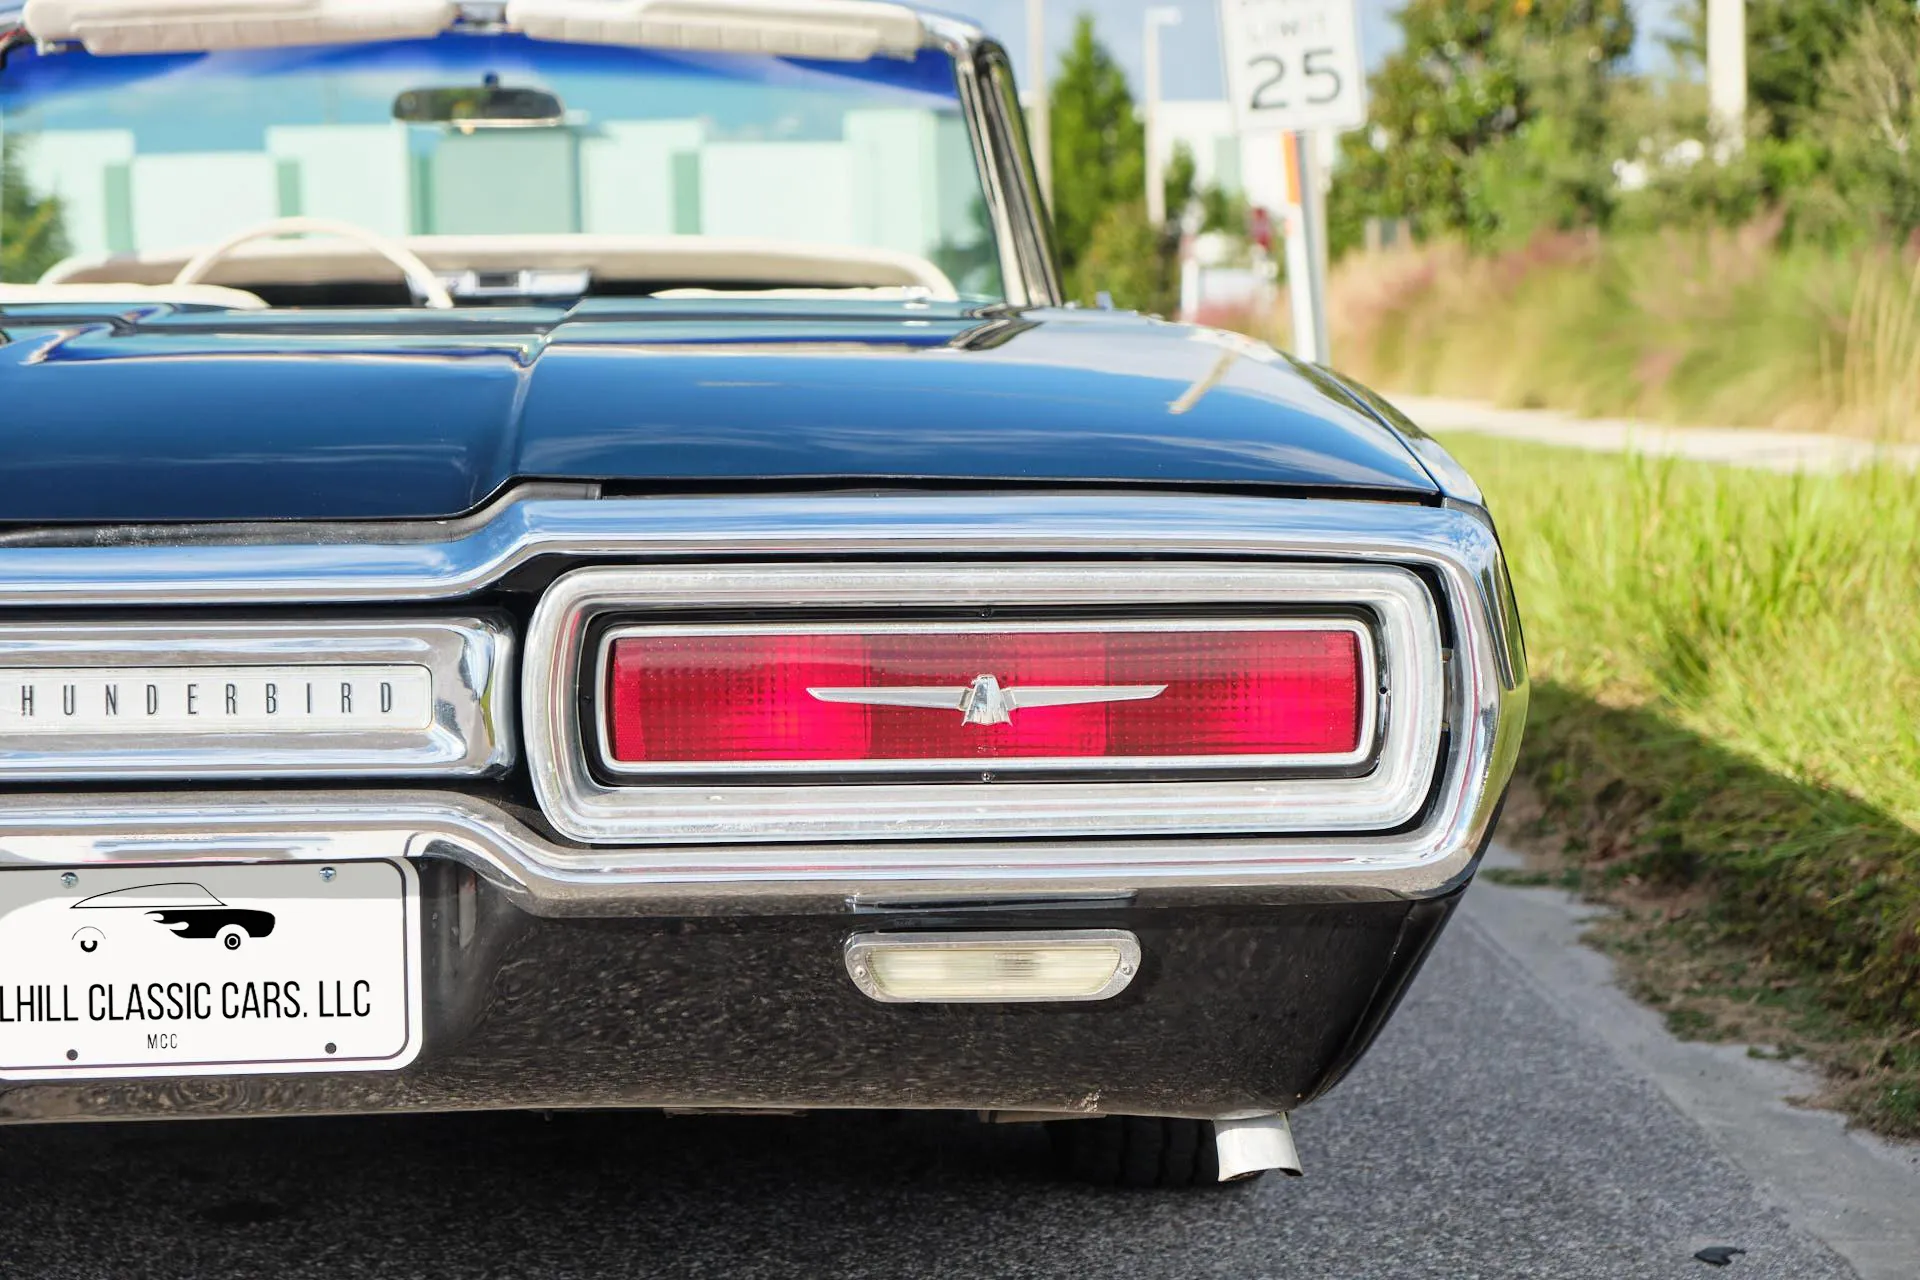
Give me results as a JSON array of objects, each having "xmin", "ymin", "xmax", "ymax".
[
  {"xmin": 1219, "ymin": 0, "xmax": 1368, "ymax": 135},
  {"xmin": 0, "ymin": 860, "xmax": 421, "ymax": 1079},
  {"xmin": 0, "ymin": 664, "xmax": 433, "ymax": 737}
]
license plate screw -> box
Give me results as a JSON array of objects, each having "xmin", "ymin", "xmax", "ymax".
[
  {"xmin": 59, "ymin": 872, "xmax": 76, "ymax": 888},
  {"xmin": 320, "ymin": 867, "xmax": 337, "ymax": 882}
]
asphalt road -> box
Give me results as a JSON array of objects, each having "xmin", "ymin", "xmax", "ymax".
[{"xmin": 0, "ymin": 885, "xmax": 1904, "ymax": 1280}]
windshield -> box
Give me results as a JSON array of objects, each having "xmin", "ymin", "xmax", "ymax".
[{"xmin": 0, "ymin": 34, "xmax": 1004, "ymax": 303}]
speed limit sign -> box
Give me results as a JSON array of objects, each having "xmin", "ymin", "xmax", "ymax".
[{"xmin": 1219, "ymin": 0, "xmax": 1367, "ymax": 135}]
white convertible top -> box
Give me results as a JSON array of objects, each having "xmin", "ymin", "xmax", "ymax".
[
  {"xmin": 44, "ymin": 234, "xmax": 961, "ymax": 301},
  {"xmin": 0, "ymin": 281, "xmax": 268, "ymax": 308},
  {"xmin": 19, "ymin": 0, "xmax": 933, "ymax": 60}
]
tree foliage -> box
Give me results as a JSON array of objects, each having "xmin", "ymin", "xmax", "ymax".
[
  {"xmin": 0, "ymin": 132, "xmax": 68, "ymax": 283},
  {"xmin": 1631, "ymin": 3, "xmax": 1920, "ymax": 244},
  {"xmin": 1330, "ymin": 0, "xmax": 1634, "ymax": 251},
  {"xmin": 1042, "ymin": 3, "xmax": 1920, "ymax": 296},
  {"xmin": 1793, "ymin": 9, "xmax": 1920, "ymax": 241},
  {"xmin": 1666, "ymin": 0, "xmax": 1912, "ymax": 139}
]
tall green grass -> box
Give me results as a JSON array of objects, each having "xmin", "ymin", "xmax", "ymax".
[
  {"xmin": 1329, "ymin": 232, "xmax": 1920, "ymax": 440},
  {"xmin": 1465, "ymin": 437, "xmax": 1920, "ymax": 821},
  {"xmin": 1446, "ymin": 434, "xmax": 1920, "ymax": 1127}
]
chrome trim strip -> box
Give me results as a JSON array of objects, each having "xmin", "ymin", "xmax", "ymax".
[
  {"xmin": 0, "ymin": 495, "xmax": 1524, "ymax": 626},
  {"xmin": 939, "ymin": 26, "xmax": 1035, "ymax": 307},
  {"xmin": 842, "ymin": 930, "xmax": 1141, "ymax": 1004},
  {"xmin": 971, "ymin": 40, "xmax": 1062, "ymax": 305},
  {"xmin": 0, "ymin": 619, "xmax": 514, "ymax": 779},
  {"xmin": 590, "ymin": 617, "xmax": 1380, "ymax": 777},
  {"xmin": 531, "ymin": 567, "xmax": 1430, "ymax": 844},
  {"xmin": 906, "ymin": 14, "xmax": 1056, "ymax": 307}
]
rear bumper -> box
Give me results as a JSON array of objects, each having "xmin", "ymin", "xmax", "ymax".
[
  {"xmin": 0, "ymin": 783, "xmax": 1494, "ymax": 917},
  {"xmin": 0, "ymin": 857, "xmax": 1465, "ymax": 1124}
]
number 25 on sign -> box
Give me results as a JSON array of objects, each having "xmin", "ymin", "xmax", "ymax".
[{"xmin": 1218, "ymin": 0, "xmax": 1367, "ymax": 135}]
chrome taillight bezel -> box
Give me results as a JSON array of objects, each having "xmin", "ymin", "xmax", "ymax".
[
  {"xmin": 0, "ymin": 618, "xmax": 514, "ymax": 780},
  {"xmin": 524, "ymin": 563, "xmax": 1445, "ymax": 846}
]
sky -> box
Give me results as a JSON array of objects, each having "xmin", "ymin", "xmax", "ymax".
[{"xmin": 939, "ymin": 1, "xmax": 1688, "ymax": 102}]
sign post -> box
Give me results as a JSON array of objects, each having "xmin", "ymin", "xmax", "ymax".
[
  {"xmin": 1217, "ymin": 0, "xmax": 1367, "ymax": 364},
  {"xmin": 1281, "ymin": 133, "xmax": 1329, "ymax": 363}
]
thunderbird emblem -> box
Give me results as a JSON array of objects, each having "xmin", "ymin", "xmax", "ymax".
[{"xmin": 807, "ymin": 674, "xmax": 1167, "ymax": 727}]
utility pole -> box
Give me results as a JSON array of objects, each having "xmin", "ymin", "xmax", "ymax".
[
  {"xmin": 1143, "ymin": 6, "xmax": 1182, "ymax": 227},
  {"xmin": 1027, "ymin": 0, "xmax": 1051, "ymax": 206},
  {"xmin": 1706, "ymin": 0, "xmax": 1747, "ymax": 150}
]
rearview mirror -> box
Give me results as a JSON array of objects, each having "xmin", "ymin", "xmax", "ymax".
[{"xmin": 393, "ymin": 80, "xmax": 565, "ymax": 131}]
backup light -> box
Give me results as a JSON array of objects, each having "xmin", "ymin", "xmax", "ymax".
[
  {"xmin": 844, "ymin": 931, "xmax": 1141, "ymax": 1003},
  {"xmin": 600, "ymin": 622, "xmax": 1370, "ymax": 772}
]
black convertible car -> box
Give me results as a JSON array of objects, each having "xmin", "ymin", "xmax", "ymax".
[{"xmin": 0, "ymin": 0, "xmax": 1524, "ymax": 1186}]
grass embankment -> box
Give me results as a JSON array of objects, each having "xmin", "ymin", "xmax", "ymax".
[
  {"xmin": 1443, "ymin": 433, "xmax": 1920, "ymax": 1135},
  {"xmin": 1322, "ymin": 231, "xmax": 1920, "ymax": 440}
]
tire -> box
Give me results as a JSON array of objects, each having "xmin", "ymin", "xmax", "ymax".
[
  {"xmin": 1048, "ymin": 1116, "xmax": 1249, "ymax": 1189},
  {"xmin": 218, "ymin": 925, "xmax": 245, "ymax": 951}
]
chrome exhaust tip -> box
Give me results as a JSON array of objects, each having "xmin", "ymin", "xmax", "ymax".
[{"xmin": 1214, "ymin": 1113, "xmax": 1303, "ymax": 1181}]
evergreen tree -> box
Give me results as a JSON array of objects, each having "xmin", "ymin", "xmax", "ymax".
[
  {"xmin": 1163, "ymin": 142, "xmax": 1198, "ymax": 230},
  {"xmin": 0, "ymin": 133, "xmax": 68, "ymax": 283},
  {"xmin": 1047, "ymin": 14, "xmax": 1146, "ymax": 280}
]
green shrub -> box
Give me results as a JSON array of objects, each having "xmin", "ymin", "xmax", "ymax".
[
  {"xmin": 0, "ymin": 132, "xmax": 68, "ymax": 283},
  {"xmin": 1072, "ymin": 199, "xmax": 1177, "ymax": 315}
]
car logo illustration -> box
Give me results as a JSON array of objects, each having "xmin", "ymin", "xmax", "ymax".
[
  {"xmin": 70, "ymin": 882, "xmax": 276, "ymax": 951},
  {"xmin": 808, "ymin": 674, "xmax": 1168, "ymax": 727}
]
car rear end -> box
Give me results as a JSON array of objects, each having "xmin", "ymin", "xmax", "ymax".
[
  {"xmin": 0, "ymin": 0, "xmax": 1524, "ymax": 1185},
  {"xmin": 0, "ymin": 488, "xmax": 1525, "ymax": 1176}
]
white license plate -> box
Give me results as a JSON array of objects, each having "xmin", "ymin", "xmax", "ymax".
[{"xmin": 0, "ymin": 860, "xmax": 421, "ymax": 1080}]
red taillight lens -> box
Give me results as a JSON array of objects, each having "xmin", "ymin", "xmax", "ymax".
[{"xmin": 603, "ymin": 626, "xmax": 1368, "ymax": 770}]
